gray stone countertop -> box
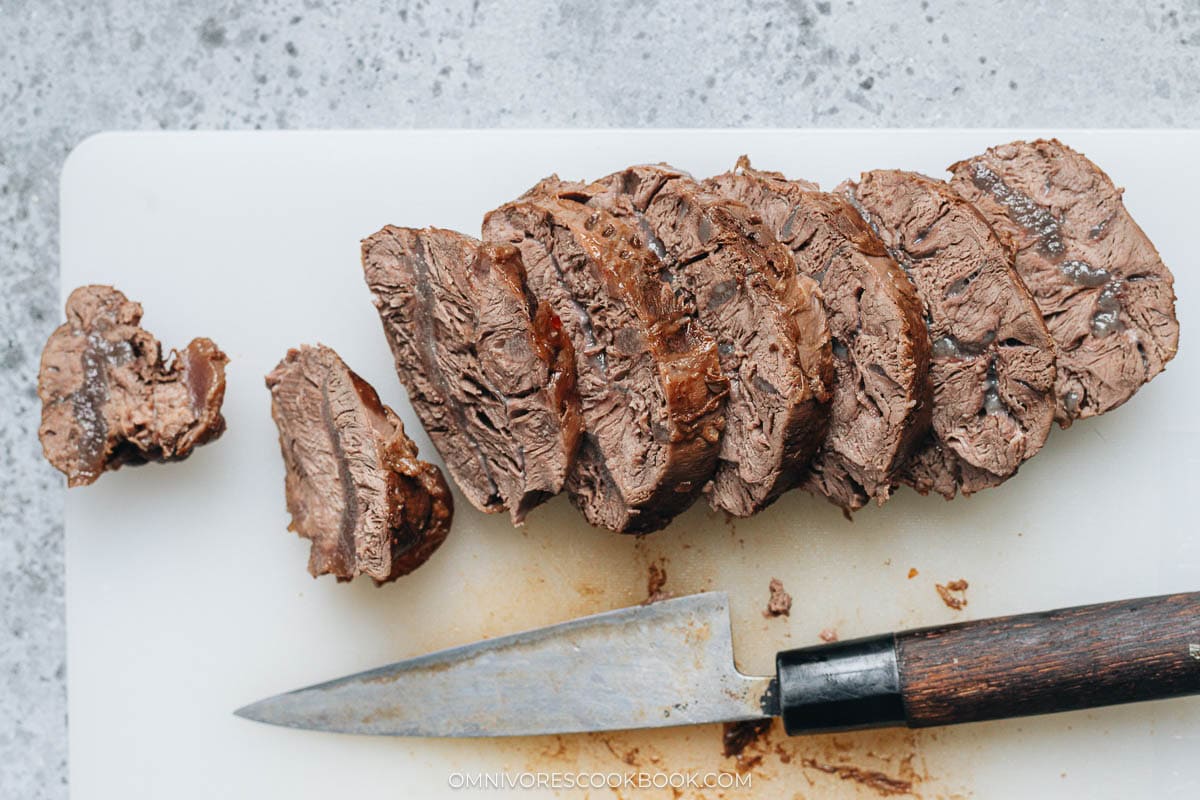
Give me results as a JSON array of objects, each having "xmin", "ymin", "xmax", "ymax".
[{"xmin": 2, "ymin": 1, "xmax": 1198, "ymax": 795}]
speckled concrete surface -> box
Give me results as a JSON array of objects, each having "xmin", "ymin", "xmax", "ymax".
[{"xmin": 2, "ymin": 0, "xmax": 1199, "ymax": 795}]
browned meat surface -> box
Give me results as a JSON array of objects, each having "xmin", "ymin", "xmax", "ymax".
[
  {"xmin": 483, "ymin": 191, "xmax": 728, "ymax": 533},
  {"xmin": 949, "ymin": 139, "xmax": 1179, "ymax": 426},
  {"xmin": 709, "ymin": 159, "xmax": 931, "ymax": 511},
  {"xmin": 547, "ymin": 165, "xmax": 834, "ymax": 518},
  {"xmin": 37, "ymin": 285, "xmax": 227, "ymax": 487},
  {"xmin": 842, "ymin": 171, "xmax": 1057, "ymax": 497},
  {"xmin": 265, "ymin": 345, "xmax": 452, "ymax": 584},
  {"xmin": 362, "ymin": 227, "xmax": 581, "ymax": 524}
]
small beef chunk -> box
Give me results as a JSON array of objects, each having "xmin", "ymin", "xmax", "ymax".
[
  {"xmin": 265, "ymin": 345, "xmax": 453, "ymax": 584},
  {"xmin": 362, "ymin": 228, "xmax": 581, "ymax": 524},
  {"xmin": 935, "ymin": 578, "xmax": 969, "ymax": 610},
  {"xmin": 709, "ymin": 159, "xmax": 932, "ymax": 511},
  {"xmin": 645, "ymin": 558, "xmax": 670, "ymax": 604},
  {"xmin": 949, "ymin": 139, "xmax": 1179, "ymax": 425},
  {"xmin": 483, "ymin": 193, "xmax": 728, "ymax": 534},
  {"xmin": 763, "ymin": 577, "xmax": 792, "ymax": 618},
  {"xmin": 842, "ymin": 171, "xmax": 1057, "ymax": 497},
  {"xmin": 551, "ymin": 165, "xmax": 834, "ymax": 518},
  {"xmin": 37, "ymin": 285, "xmax": 227, "ymax": 487}
]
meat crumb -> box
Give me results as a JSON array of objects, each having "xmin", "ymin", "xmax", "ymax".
[
  {"xmin": 936, "ymin": 579, "xmax": 969, "ymax": 610},
  {"xmin": 819, "ymin": 628, "xmax": 839, "ymax": 643},
  {"xmin": 722, "ymin": 718, "xmax": 772, "ymax": 758},
  {"xmin": 907, "ymin": 567, "xmax": 919, "ymax": 579},
  {"xmin": 645, "ymin": 559, "xmax": 670, "ymax": 604},
  {"xmin": 763, "ymin": 577, "xmax": 792, "ymax": 617}
]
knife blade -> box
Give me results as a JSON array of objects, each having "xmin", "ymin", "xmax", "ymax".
[
  {"xmin": 235, "ymin": 592, "xmax": 776, "ymax": 736},
  {"xmin": 236, "ymin": 590, "xmax": 1200, "ymax": 737}
]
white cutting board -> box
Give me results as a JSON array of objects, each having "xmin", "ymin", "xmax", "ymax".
[{"xmin": 62, "ymin": 131, "xmax": 1199, "ymax": 799}]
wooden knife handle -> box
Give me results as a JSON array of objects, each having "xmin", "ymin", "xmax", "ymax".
[
  {"xmin": 897, "ymin": 592, "xmax": 1200, "ymax": 727},
  {"xmin": 776, "ymin": 592, "xmax": 1200, "ymax": 735}
]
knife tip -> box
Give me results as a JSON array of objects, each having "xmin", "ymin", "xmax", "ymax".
[
  {"xmin": 233, "ymin": 699, "xmax": 269, "ymax": 723},
  {"xmin": 233, "ymin": 693, "xmax": 327, "ymax": 730}
]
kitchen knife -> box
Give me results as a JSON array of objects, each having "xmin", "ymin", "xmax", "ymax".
[{"xmin": 235, "ymin": 591, "xmax": 1200, "ymax": 736}]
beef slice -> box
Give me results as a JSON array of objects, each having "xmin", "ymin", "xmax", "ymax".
[
  {"xmin": 37, "ymin": 285, "xmax": 228, "ymax": 487},
  {"xmin": 842, "ymin": 171, "xmax": 1057, "ymax": 497},
  {"xmin": 362, "ymin": 227, "xmax": 581, "ymax": 524},
  {"xmin": 483, "ymin": 192, "xmax": 728, "ymax": 533},
  {"xmin": 548, "ymin": 164, "xmax": 834, "ymax": 518},
  {"xmin": 708, "ymin": 159, "xmax": 932, "ymax": 511},
  {"xmin": 948, "ymin": 139, "xmax": 1179, "ymax": 425},
  {"xmin": 266, "ymin": 344, "xmax": 453, "ymax": 583}
]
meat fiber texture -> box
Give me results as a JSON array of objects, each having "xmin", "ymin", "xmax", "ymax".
[
  {"xmin": 842, "ymin": 171, "xmax": 1057, "ymax": 498},
  {"xmin": 550, "ymin": 164, "xmax": 834, "ymax": 518},
  {"xmin": 37, "ymin": 284, "xmax": 228, "ymax": 487},
  {"xmin": 265, "ymin": 344, "xmax": 453, "ymax": 584},
  {"xmin": 362, "ymin": 227, "xmax": 581, "ymax": 524},
  {"xmin": 483, "ymin": 191, "xmax": 729, "ymax": 534},
  {"xmin": 949, "ymin": 139, "xmax": 1179, "ymax": 426},
  {"xmin": 709, "ymin": 158, "xmax": 932, "ymax": 511}
]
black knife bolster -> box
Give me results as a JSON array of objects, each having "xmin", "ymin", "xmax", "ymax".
[{"xmin": 776, "ymin": 633, "xmax": 906, "ymax": 735}]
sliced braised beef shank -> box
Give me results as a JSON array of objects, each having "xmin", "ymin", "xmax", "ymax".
[
  {"xmin": 362, "ymin": 227, "xmax": 581, "ymax": 524},
  {"xmin": 549, "ymin": 164, "xmax": 833, "ymax": 518},
  {"xmin": 265, "ymin": 345, "xmax": 453, "ymax": 583},
  {"xmin": 842, "ymin": 171, "xmax": 1057, "ymax": 497},
  {"xmin": 37, "ymin": 285, "xmax": 228, "ymax": 487},
  {"xmin": 709, "ymin": 159, "xmax": 931, "ymax": 511},
  {"xmin": 949, "ymin": 139, "xmax": 1179, "ymax": 426},
  {"xmin": 483, "ymin": 192, "xmax": 728, "ymax": 533}
]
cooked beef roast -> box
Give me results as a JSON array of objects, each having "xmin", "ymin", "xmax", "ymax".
[
  {"xmin": 842, "ymin": 171, "xmax": 1057, "ymax": 497},
  {"xmin": 483, "ymin": 192, "xmax": 728, "ymax": 533},
  {"xmin": 38, "ymin": 285, "xmax": 228, "ymax": 487},
  {"xmin": 546, "ymin": 164, "xmax": 834, "ymax": 517},
  {"xmin": 362, "ymin": 227, "xmax": 581, "ymax": 524},
  {"xmin": 708, "ymin": 159, "xmax": 932, "ymax": 510},
  {"xmin": 266, "ymin": 345, "xmax": 453, "ymax": 583},
  {"xmin": 948, "ymin": 139, "xmax": 1179, "ymax": 426}
]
